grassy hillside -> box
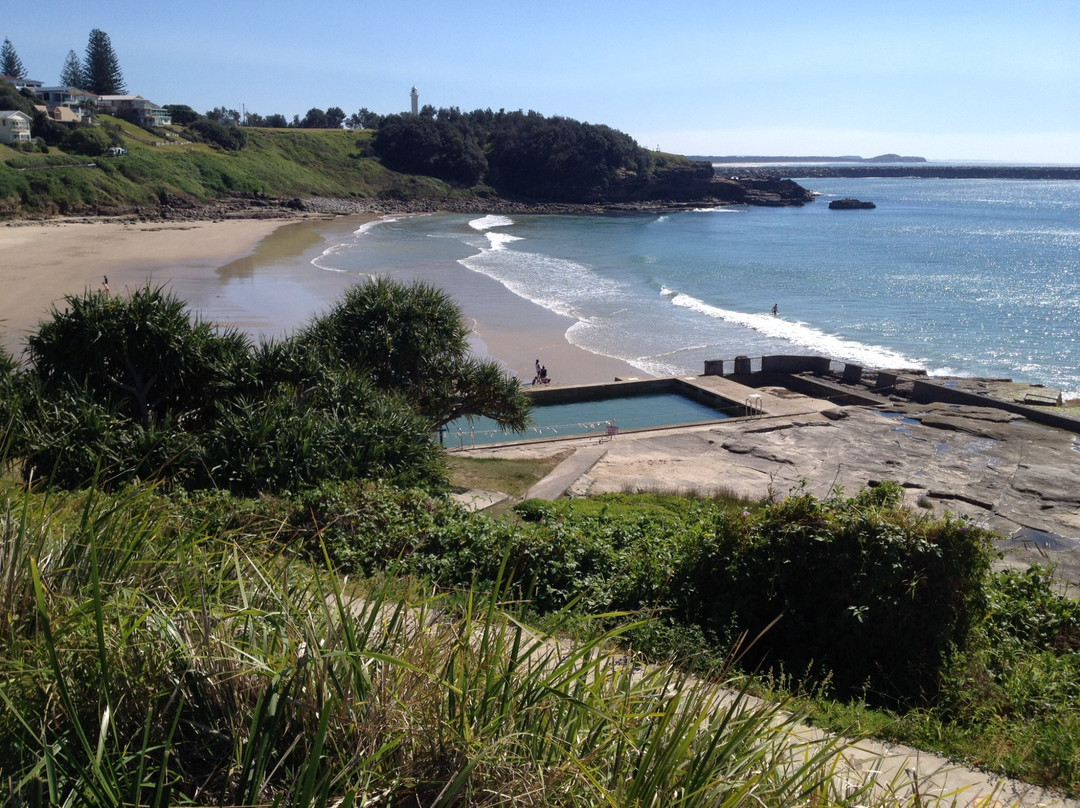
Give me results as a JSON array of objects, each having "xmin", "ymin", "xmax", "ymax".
[{"xmin": 0, "ymin": 117, "xmax": 453, "ymax": 218}]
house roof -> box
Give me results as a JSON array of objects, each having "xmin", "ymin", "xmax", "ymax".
[
  {"xmin": 0, "ymin": 110, "xmax": 33, "ymax": 122},
  {"xmin": 51, "ymin": 106, "xmax": 80, "ymax": 123},
  {"xmin": 1, "ymin": 75, "xmax": 43, "ymax": 88}
]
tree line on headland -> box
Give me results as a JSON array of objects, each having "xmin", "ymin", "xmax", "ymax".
[
  {"xmin": 2, "ymin": 86, "xmax": 804, "ymax": 213},
  {"xmin": 1, "ymin": 29, "xmax": 813, "ymax": 216}
]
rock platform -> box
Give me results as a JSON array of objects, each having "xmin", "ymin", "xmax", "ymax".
[{"xmin": 456, "ymin": 374, "xmax": 1080, "ymax": 597}]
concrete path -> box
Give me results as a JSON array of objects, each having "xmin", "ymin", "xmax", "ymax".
[
  {"xmin": 451, "ymin": 489, "xmax": 510, "ymax": 511},
  {"xmin": 524, "ymin": 444, "xmax": 609, "ymax": 500}
]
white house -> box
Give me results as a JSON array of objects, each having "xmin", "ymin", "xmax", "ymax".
[
  {"xmin": 0, "ymin": 110, "xmax": 32, "ymax": 144},
  {"xmin": 95, "ymin": 94, "xmax": 172, "ymax": 127}
]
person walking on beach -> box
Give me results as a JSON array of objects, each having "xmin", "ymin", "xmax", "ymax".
[{"xmin": 102, "ymin": 275, "xmax": 110, "ymax": 293}]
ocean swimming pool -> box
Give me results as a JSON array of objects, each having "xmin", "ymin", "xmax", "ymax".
[{"xmin": 444, "ymin": 390, "xmax": 733, "ymax": 448}]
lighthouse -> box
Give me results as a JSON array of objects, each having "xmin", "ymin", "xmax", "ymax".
[{"xmin": 410, "ymin": 86, "xmax": 419, "ymax": 115}]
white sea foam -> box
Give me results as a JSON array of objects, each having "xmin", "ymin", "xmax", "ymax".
[
  {"xmin": 469, "ymin": 214, "xmax": 514, "ymax": 231},
  {"xmin": 355, "ymin": 216, "xmax": 399, "ymax": 235},
  {"xmin": 485, "ymin": 231, "xmax": 524, "ymax": 251},
  {"xmin": 459, "ymin": 232, "xmax": 621, "ymax": 322},
  {"xmin": 666, "ymin": 289, "xmax": 924, "ymax": 370},
  {"xmin": 313, "ymin": 243, "xmax": 356, "ymax": 273}
]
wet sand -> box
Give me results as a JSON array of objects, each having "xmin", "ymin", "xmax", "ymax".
[
  {"xmin": 0, "ymin": 215, "xmax": 646, "ymax": 384},
  {"xmin": 0, "ymin": 218, "xmax": 291, "ymax": 356}
]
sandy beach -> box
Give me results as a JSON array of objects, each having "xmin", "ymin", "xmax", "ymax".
[
  {"xmin": 0, "ymin": 215, "xmax": 645, "ymax": 385},
  {"xmin": 0, "ymin": 218, "xmax": 288, "ymax": 356}
]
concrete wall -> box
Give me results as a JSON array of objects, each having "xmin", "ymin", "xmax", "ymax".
[
  {"xmin": 525, "ymin": 376, "xmax": 745, "ymax": 414},
  {"xmin": 761, "ymin": 355, "xmax": 832, "ymax": 374},
  {"xmin": 526, "ymin": 377, "xmax": 677, "ymax": 405},
  {"xmin": 707, "ymin": 355, "xmax": 836, "ymax": 376},
  {"xmin": 910, "ymin": 380, "xmax": 1080, "ymax": 433}
]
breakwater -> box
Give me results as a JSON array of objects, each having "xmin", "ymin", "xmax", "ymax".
[{"xmin": 722, "ymin": 165, "xmax": 1080, "ymax": 181}]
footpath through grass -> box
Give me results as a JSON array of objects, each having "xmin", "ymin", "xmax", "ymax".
[
  {"xmin": 0, "ymin": 482, "xmax": 884, "ymax": 807},
  {"xmin": 2, "ymin": 474, "xmax": 1078, "ymax": 802}
]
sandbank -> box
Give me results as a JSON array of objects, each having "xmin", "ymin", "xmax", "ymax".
[{"xmin": 0, "ymin": 215, "xmax": 647, "ymax": 385}]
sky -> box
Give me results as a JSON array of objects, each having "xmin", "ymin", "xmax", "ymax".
[{"xmin": 4, "ymin": 0, "xmax": 1079, "ymax": 163}]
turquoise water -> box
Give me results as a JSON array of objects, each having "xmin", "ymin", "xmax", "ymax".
[
  {"xmin": 444, "ymin": 391, "xmax": 731, "ymax": 447},
  {"xmin": 314, "ymin": 178, "xmax": 1080, "ymax": 398}
]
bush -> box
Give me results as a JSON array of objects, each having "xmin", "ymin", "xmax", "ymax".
[
  {"xmin": 197, "ymin": 374, "xmax": 448, "ymax": 495},
  {"xmin": 678, "ymin": 483, "xmax": 996, "ymax": 704},
  {"xmin": 17, "ymin": 385, "xmax": 202, "ymax": 489},
  {"xmin": 186, "ymin": 117, "xmax": 247, "ymax": 150},
  {"xmin": 62, "ymin": 125, "xmax": 112, "ymax": 156},
  {"xmin": 301, "ymin": 482, "xmax": 997, "ymax": 709}
]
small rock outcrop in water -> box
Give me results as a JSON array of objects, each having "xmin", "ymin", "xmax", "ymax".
[{"xmin": 829, "ymin": 198, "xmax": 876, "ymax": 210}]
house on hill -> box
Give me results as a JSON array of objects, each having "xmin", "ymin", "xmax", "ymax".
[
  {"xmin": 0, "ymin": 74, "xmax": 43, "ymax": 93},
  {"xmin": 36, "ymin": 86, "xmax": 98, "ymax": 124},
  {"xmin": 0, "ymin": 110, "xmax": 32, "ymax": 144},
  {"xmin": 95, "ymin": 94, "xmax": 171, "ymax": 127}
]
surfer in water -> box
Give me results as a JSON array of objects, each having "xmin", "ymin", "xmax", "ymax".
[{"xmin": 772, "ymin": 303, "xmax": 778, "ymax": 316}]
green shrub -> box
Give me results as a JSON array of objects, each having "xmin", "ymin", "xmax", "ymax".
[
  {"xmin": 196, "ymin": 376, "xmax": 447, "ymax": 495},
  {"xmin": 62, "ymin": 126, "xmax": 111, "ymax": 157},
  {"xmin": 186, "ymin": 117, "xmax": 247, "ymax": 150},
  {"xmin": 0, "ymin": 484, "xmax": 858, "ymax": 807},
  {"xmin": 679, "ymin": 482, "xmax": 996, "ymax": 705}
]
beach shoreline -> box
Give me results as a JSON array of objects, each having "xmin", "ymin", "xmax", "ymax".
[{"xmin": 0, "ymin": 212, "xmax": 647, "ymax": 385}]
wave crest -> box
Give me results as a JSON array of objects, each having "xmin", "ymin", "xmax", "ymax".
[
  {"xmin": 666, "ymin": 289, "xmax": 923, "ymax": 370},
  {"xmin": 469, "ymin": 214, "xmax": 515, "ymax": 231}
]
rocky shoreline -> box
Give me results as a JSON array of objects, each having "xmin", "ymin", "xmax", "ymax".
[
  {"xmin": 2, "ymin": 173, "xmax": 817, "ymax": 227},
  {"xmin": 0, "ymin": 194, "xmax": 755, "ymax": 227}
]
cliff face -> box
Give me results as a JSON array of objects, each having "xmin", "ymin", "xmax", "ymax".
[
  {"xmin": 605, "ymin": 161, "xmax": 814, "ymax": 207},
  {"xmin": 714, "ymin": 177, "xmax": 816, "ymax": 206}
]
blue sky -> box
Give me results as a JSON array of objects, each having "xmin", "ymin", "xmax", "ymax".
[{"xmin": 5, "ymin": 0, "xmax": 1079, "ymax": 163}]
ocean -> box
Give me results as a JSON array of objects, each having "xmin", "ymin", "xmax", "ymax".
[{"xmin": 312, "ymin": 177, "xmax": 1080, "ymax": 399}]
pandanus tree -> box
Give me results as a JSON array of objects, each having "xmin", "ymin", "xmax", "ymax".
[
  {"xmin": 19, "ymin": 287, "xmax": 251, "ymax": 487},
  {"xmin": 293, "ymin": 277, "xmax": 531, "ymax": 431},
  {"xmin": 27, "ymin": 286, "xmax": 252, "ymax": 430},
  {"xmin": 15, "ymin": 280, "xmax": 524, "ymax": 492}
]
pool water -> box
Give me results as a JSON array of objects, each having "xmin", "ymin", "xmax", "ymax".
[{"xmin": 443, "ymin": 391, "xmax": 731, "ymax": 447}]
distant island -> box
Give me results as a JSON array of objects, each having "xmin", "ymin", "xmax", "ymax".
[{"xmin": 690, "ymin": 154, "xmax": 928, "ymax": 164}]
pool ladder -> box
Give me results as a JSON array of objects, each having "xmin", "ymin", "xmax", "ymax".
[{"xmin": 745, "ymin": 394, "xmax": 763, "ymax": 418}]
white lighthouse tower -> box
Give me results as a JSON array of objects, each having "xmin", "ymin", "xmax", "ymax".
[{"xmin": 410, "ymin": 86, "xmax": 419, "ymax": 115}]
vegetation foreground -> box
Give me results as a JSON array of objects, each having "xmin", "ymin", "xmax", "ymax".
[
  {"xmin": 2, "ymin": 479, "xmax": 1079, "ymax": 805},
  {"xmin": 1, "ymin": 283, "xmax": 1079, "ymax": 805}
]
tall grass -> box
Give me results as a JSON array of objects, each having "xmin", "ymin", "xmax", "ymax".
[{"xmin": 0, "ymin": 482, "xmax": 969, "ymax": 806}]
